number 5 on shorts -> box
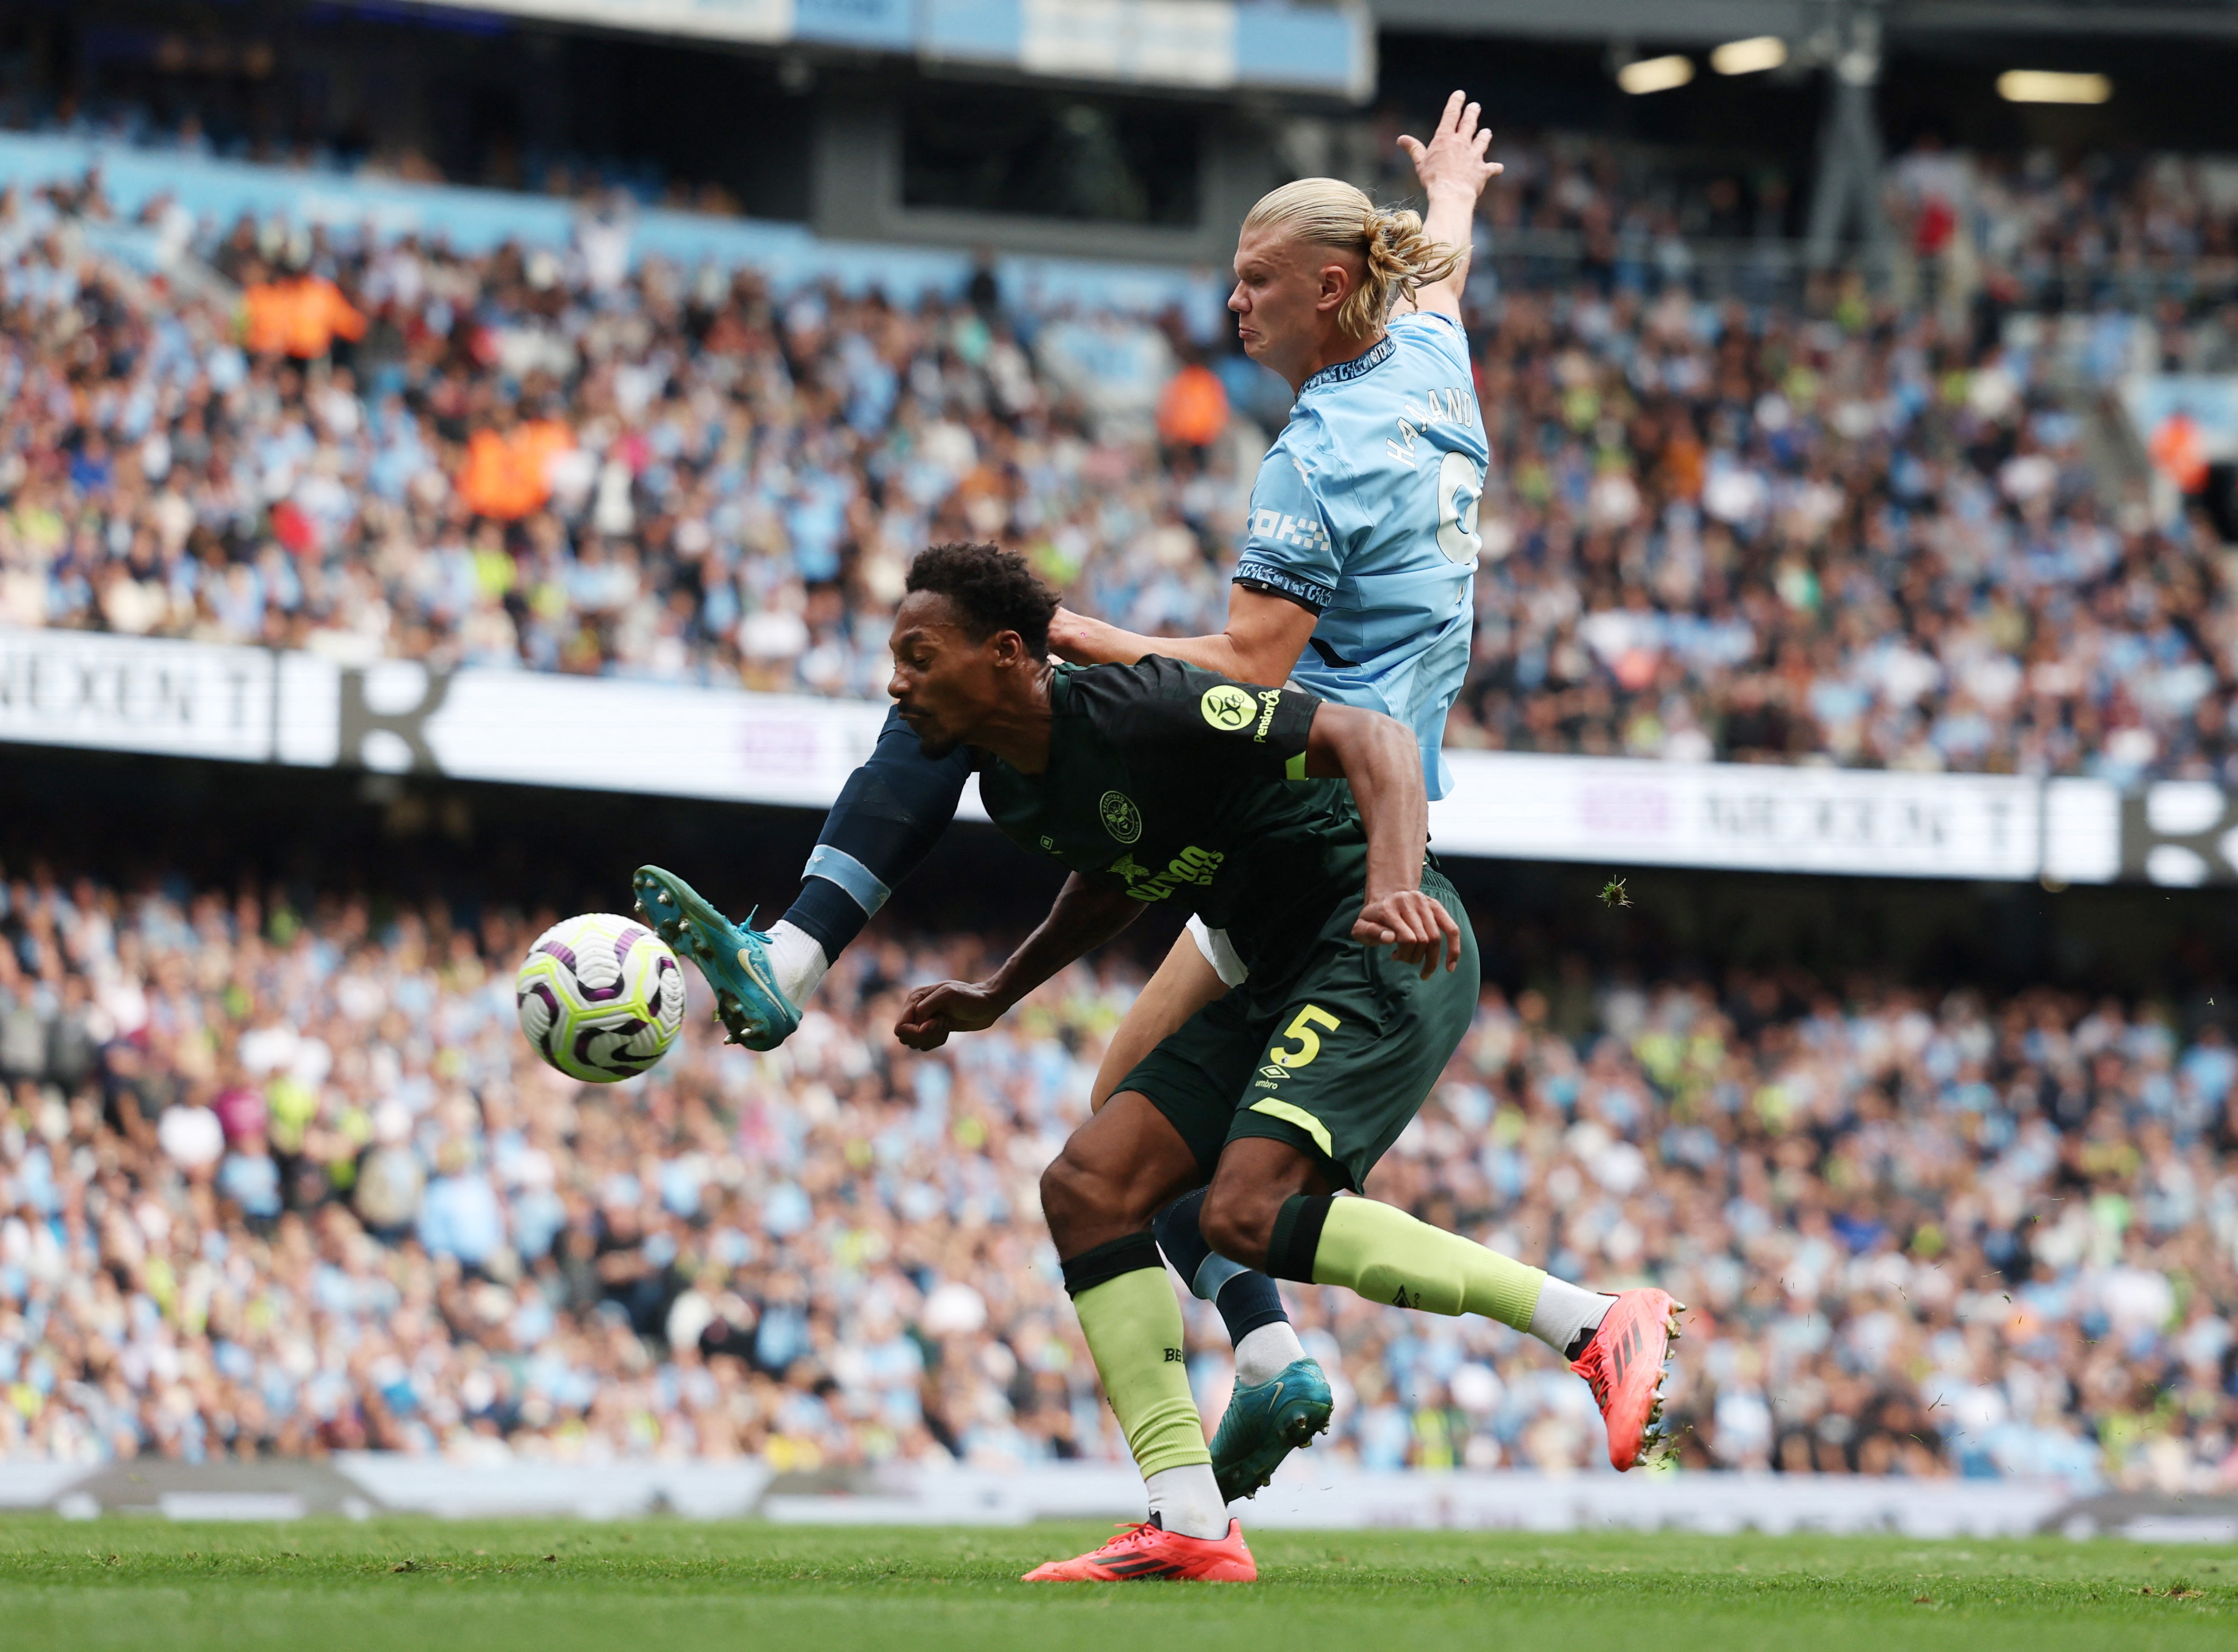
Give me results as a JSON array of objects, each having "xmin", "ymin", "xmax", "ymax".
[{"xmin": 1270, "ymin": 1005, "xmax": 1340, "ymax": 1068}]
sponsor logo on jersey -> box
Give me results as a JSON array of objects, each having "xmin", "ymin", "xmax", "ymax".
[
  {"xmin": 1247, "ymin": 507, "xmax": 1332, "ymax": 557},
  {"xmin": 1109, "ymin": 845, "xmax": 1225, "ymax": 903},
  {"xmin": 1098, "ymin": 790, "xmax": 1141, "ymax": 844},
  {"xmin": 1199, "ymin": 684, "xmax": 1255, "ymax": 731}
]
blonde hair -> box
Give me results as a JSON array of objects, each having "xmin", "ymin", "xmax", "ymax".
[{"xmin": 1242, "ymin": 177, "xmax": 1463, "ymax": 341}]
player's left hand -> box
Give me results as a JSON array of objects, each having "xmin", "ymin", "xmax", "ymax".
[
  {"xmin": 894, "ymin": 978, "xmax": 1008, "ymax": 1049},
  {"xmin": 1398, "ymin": 91, "xmax": 1500, "ymax": 205},
  {"xmin": 1354, "ymin": 890, "xmax": 1463, "ymax": 978}
]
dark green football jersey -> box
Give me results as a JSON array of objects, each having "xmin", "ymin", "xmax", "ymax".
[{"xmin": 974, "ymin": 657, "xmax": 1373, "ymax": 1014}]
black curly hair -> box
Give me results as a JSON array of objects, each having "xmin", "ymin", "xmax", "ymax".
[{"xmin": 904, "ymin": 542, "xmax": 1058, "ymax": 658}]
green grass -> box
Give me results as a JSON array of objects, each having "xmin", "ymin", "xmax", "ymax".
[{"xmin": 0, "ymin": 1515, "xmax": 2230, "ymax": 1652}]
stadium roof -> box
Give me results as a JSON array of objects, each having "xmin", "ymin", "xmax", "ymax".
[
  {"xmin": 424, "ymin": 0, "xmax": 1377, "ymax": 100},
  {"xmin": 1367, "ymin": 0, "xmax": 2238, "ymax": 43}
]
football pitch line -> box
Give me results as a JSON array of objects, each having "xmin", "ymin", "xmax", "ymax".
[{"xmin": 0, "ymin": 1516, "xmax": 2228, "ymax": 1652}]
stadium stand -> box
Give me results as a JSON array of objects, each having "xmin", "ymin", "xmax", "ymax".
[
  {"xmin": 5, "ymin": 98, "xmax": 2238, "ymax": 1501},
  {"xmin": 0, "ymin": 863, "xmax": 2232, "ymax": 1492},
  {"xmin": 1, "ymin": 130, "xmax": 2235, "ymax": 783}
]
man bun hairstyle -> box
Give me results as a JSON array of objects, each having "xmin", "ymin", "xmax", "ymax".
[
  {"xmin": 905, "ymin": 542, "xmax": 1058, "ymax": 659},
  {"xmin": 1243, "ymin": 177, "xmax": 1463, "ymax": 342}
]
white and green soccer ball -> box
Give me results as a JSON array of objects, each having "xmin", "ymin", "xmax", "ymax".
[{"xmin": 514, "ymin": 913, "xmax": 686, "ymax": 1083}]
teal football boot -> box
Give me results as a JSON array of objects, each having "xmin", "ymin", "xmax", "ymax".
[
  {"xmin": 631, "ymin": 866, "xmax": 801, "ymax": 1051},
  {"xmin": 1211, "ymin": 1357, "xmax": 1332, "ymax": 1503}
]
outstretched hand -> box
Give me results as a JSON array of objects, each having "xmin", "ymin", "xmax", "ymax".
[
  {"xmin": 1397, "ymin": 90, "xmax": 1500, "ymax": 204},
  {"xmin": 1353, "ymin": 890, "xmax": 1464, "ymax": 979},
  {"xmin": 894, "ymin": 978, "xmax": 1008, "ymax": 1049}
]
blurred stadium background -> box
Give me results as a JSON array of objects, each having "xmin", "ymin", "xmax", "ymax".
[{"xmin": 2, "ymin": 0, "xmax": 2238, "ymax": 1538}]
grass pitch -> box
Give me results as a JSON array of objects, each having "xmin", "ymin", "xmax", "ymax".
[{"xmin": 0, "ymin": 1515, "xmax": 2230, "ymax": 1652}]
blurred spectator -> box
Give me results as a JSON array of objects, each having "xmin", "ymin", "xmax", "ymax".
[
  {"xmin": 3, "ymin": 132, "xmax": 2236, "ymax": 779},
  {"xmin": 0, "ymin": 858, "xmax": 2231, "ymax": 1487}
]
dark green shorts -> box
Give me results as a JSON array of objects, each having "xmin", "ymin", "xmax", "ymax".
[{"xmin": 1116, "ymin": 869, "xmax": 1480, "ymax": 1191}]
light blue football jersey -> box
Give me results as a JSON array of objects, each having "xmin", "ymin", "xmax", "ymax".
[{"xmin": 1234, "ymin": 310, "xmax": 1488, "ymax": 801}]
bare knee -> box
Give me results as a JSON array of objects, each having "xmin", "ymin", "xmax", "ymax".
[
  {"xmin": 1038, "ymin": 1150, "xmax": 1098, "ymax": 1229},
  {"xmin": 1040, "ymin": 1146, "xmax": 1127, "ymax": 1254}
]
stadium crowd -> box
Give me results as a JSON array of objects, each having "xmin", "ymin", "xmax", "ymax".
[
  {"xmin": 0, "ymin": 861, "xmax": 2234, "ymax": 1493},
  {"xmin": 2, "ymin": 137, "xmax": 2238, "ymax": 782}
]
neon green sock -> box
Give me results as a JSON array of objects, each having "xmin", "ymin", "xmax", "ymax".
[
  {"xmin": 1311, "ymin": 1197, "xmax": 1546, "ymax": 1330},
  {"xmin": 1071, "ymin": 1265, "xmax": 1212, "ymax": 1476}
]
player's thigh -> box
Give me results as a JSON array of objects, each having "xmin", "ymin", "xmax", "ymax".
[
  {"xmin": 1227, "ymin": 873, "xmax": 1481, "ymax": 1189},
  {"xmin": 1106, "ymin": 990, "xmax": 1266, "ymax": 1185},
  {"xmin": 1089, "ymin": 927, "xmax": 1229, "ymax": 1113},
  {"xmin": 1041, "ymin": 1091, "xmax": 1204, "ymax": 1250}
]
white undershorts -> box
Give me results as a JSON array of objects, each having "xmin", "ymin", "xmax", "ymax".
[{"xmin": 1184, "ymin": 912, "xmax": 1249, "ymax": 987}]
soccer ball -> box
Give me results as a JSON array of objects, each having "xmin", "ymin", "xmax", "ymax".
[{"xmin": 514, "ymin": 913, "xmax": 686, "ymax": 1083}]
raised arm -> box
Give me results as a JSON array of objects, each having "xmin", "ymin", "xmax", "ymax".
[
  {"xmin": 1393, "ymin": 91, "xmax": 1501, "ymax": 323},
  {"xmin": 1301, "ymin": 702, "xmax": 1462, "ymax": 976},
  {"xmin": 894, "ymin": 874, "xmax": 1143, "ymax": 1049},
  {"xmin": 1046, "ymin": 585, "xmax": 1319, "ymax": 689}
]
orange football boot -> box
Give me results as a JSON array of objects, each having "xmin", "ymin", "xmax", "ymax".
[
  {"xmin": 1021, "ymin": 1516, "xmax": 1257, "ymax": 1583},
  {"xmin": 1570, "ymin": 1287, "xmax": 1684, "ymax": 1470}
]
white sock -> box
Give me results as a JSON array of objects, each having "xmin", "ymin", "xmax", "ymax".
[
  {"xmin": 762, "ymin": 919, "xmax": 830, "ymax": 1007},
  {"xmin": 1145, "ymin": 1462, "xmax": 1229, "ymax": 1538},
  {"xmin": 1232, "ymin": 1321, "xmax": 1306, "ymax": 1388},
  {"xmin": 1528, "ymin": 1279, "xmax": 1613, "ymax": 1360}
]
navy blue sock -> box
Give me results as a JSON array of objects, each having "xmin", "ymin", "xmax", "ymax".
[
  {"xmin": 1153, "ymin": 1189, "xmax": 1291, "ymax": 1347},
  {"xmin": 781, "ymin": 707, "xmax": 973, "ymax": 962}
]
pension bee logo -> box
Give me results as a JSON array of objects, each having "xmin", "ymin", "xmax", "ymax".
[
  {"xmin": 1098, "ymin": 791, "xmax": 1142, "ymax": 845},
  {"xmin": 1199, "ymin": 684, "xmax": 1256, "ymax": 731}
]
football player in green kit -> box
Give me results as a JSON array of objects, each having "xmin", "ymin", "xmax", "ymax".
[{"xmin": 880, "ymin": 542, "xmax": 1681, "ymax": 1584}]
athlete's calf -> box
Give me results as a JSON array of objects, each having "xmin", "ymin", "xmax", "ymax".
[{"xmin": 1196, "ymin": 1137, "xmax": 1340, "ymax": 1271}]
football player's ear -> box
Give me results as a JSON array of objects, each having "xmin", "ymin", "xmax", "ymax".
[{"xmin": 1318, "ymin": 260, "xmax": 1349, "ymax": 314}]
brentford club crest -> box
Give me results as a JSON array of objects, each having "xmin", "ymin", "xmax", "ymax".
[{"xmin": 1099, "ymin": 789, "xmax": 1142, "ymax": 843}]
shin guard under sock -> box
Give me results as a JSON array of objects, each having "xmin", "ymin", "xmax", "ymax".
[
  {"xmin": 1267, "ymin": 1194, "xmax": 1547, "ymax": 1330},
  {"xmin": 1061, "ymin": 1234, "xmax": 1212, "ymax": 1479}
]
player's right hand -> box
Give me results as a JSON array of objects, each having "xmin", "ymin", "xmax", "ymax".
[
  {"xmin": 1398, "ymin": 91, "xmax": 1499, "ymax": 204},
  {"xmin": 1353, "ymin": 889, "xmax": 1463, "ymax": 978},
  {"xmin": 894, "ymin": 979, "xmax": 1007, "ymax": 1048}
]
